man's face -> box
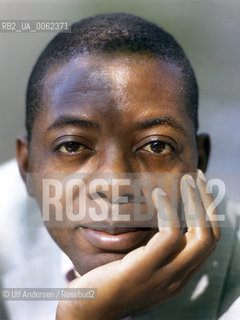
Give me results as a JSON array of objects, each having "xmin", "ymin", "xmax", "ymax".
[{"xmin": 26, "ymin": 52, "xmax": 199, "ymax": 275}]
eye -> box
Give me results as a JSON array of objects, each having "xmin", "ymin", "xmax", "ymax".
[
  {"xmin": 57, "ymin": 141, "xmax": 87, "ymax": 154},
  {"xmin": 141, "ymin": 140, "xmax": 174, "ymax": 155}
]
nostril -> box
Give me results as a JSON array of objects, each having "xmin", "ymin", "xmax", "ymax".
[
  {"xmin": 124, "ymin": 194, "xmax": 134, "ymax": 202},
  {"xmin": 91, "ymin": 192, "xmax": 107, "ymax": 200},
  {"xmin": 115, "ymin": 194, "xmax": 134, "ymax": 203},
  {"xmin": 90, "ymin": 192, "xmax": 135, "ymax": 202}
]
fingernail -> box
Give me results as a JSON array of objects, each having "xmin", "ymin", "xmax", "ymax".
[
  {"xmin": 152, "ymin": 188, "xmax": 166, "ymax": 197},
  {"xmin": 185, "ymin": 175, "xmax": 196, "ymax": 188},
  {"xmin": 197, "ymin": 169, "xmax": 206, "ymax": 182}
]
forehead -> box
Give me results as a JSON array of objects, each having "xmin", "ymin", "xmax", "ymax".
[{"xmin": 41, "ymin": 52, "xmax": 189, "ymax": 129}]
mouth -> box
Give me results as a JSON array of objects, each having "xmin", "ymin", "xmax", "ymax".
[{"xmin": 77, "ymin": 226, "xmax": 155, "ymax": 252}]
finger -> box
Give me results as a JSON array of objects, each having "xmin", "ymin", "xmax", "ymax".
[
  {"xmin": 146, "ymin": 188, "xmax": 182, "ymax": 261},
  {"xmin": 168, "ymin": 234, "xmax": 217, "ymax": 290},
  {"xmin": 152, "ymin": 229, "xmax": 217, "ymax": 307},
  {"xmin": 156, "ymin": 174, "xmax": 214, "ymax": 274},
  {"xmin": 152, "ymin": 187, "xmax": 180, "ymax": 230},
  {"xmin": 121, "ymin": 188, "xmax": 182, "ymax": 273},
  {"xmin": 167, "ymin": 240, "xmax": 217, "ymax": 298},
  {"xmin": 196, "ymin": 169, "xmax": 221, "ymax": 241},
  {"xmin": 141, "ymin": 238, "xmax": 217, "ymax": 313},
  {"xmin": 180, "ymin": 173, "xmax": 213, "ymax": 258},
  {"xmin": 180, "ymin": 174, "xmax": 211, "ymax": 230}
]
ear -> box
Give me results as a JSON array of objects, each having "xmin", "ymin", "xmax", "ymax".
[
  {"xmin": 16, "ymin": 136, "xmax": 35, "ymax": 197},
  {"xmin": 16, "ymin": 135, "xmax": 29, "ymax": 185},
  {"xmin": 197, "ymin": 133, "xmax": 211, "ymax": 172}
]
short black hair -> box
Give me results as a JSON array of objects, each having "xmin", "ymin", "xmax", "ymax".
[{"xmin": 26, "ymin": 13, "xmax": 199, "ymax": 142}]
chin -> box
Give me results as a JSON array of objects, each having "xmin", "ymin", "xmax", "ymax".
[{"xmin": 73, "ymin": 251, "xmax": 127, "ymax": 275}]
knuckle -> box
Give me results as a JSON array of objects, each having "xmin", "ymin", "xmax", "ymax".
[
  {"xmin": 167, "ymin": 281, "xmax": 181, "ymax": 294},
  {"xmin": 172, "ymin": 283, "xmax": 186, "ymax": 296},
  {"xmin": 197, "ymin": 232, "xmax": 212, "ymax": 249},
  {"xmin": 162, "ymin": 228, "xmax": 182, "ymax": 245}
]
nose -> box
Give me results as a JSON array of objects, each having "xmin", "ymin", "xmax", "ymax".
[
  {"xmin": 89, "ymin": 179, "xmax": 135, "ymax": 204},
  {"xmin": 88, "ymin": 146, "xmax": 137, "ymax": 204}
]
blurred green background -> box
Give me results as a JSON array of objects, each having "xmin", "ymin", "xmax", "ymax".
[{"xmin": 0, "ymin": 0, "xmax": 239, "ymax": 201}]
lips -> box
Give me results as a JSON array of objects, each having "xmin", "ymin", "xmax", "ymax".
[{"xmin": 78, "ymin": 226, "xmax": 155, "ymax": 252}]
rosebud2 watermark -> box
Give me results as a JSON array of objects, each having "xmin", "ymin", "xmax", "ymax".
[{"xmin": 26, "ymin": 172, "xmax": 226, "ymax": 228}]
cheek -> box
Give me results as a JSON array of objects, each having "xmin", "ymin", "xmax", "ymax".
[
  {"xmin": 137, "ymin": 145, "xmax": 198, "ymax": 173},
  {"xmin": 185, "ymin": 147, "xmax": 198, "ymax": 170},
  {"xmin": 161, "ymin": 173, "xmax": 182, "ymax": 208},
  {"xmin": 46, "ymin": 227, "xmax": 70, "ymax": 251}
]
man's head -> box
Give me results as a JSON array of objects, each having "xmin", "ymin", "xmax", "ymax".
[
  {"xmin": 16, "ymin": 13, "xmax": 210, "ymax": 275},
  {"xmin": 26, "ymin": 13, "xmax": 199, "ymax": 143}
]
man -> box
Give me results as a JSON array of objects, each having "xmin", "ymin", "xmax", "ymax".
[{"xmin": 1, "ymin": 13, "xmax": 239, "ymax": 319}]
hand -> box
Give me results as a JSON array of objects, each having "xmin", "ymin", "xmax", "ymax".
[{"xmin": 56, "ymin": 170, "xmax": 220, "ymax": 320}]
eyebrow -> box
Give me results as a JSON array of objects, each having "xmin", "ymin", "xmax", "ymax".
[
  {"xmin": 47, "ymin": 116, "xmax": 100, "ymax": 132},
  {"xmin": 46, "ymin": 115, "xmax": 186, "ymax": 134},
  {"xmin": 135, "ymin": 116, "xmax": 186, "ymax": 133}
]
